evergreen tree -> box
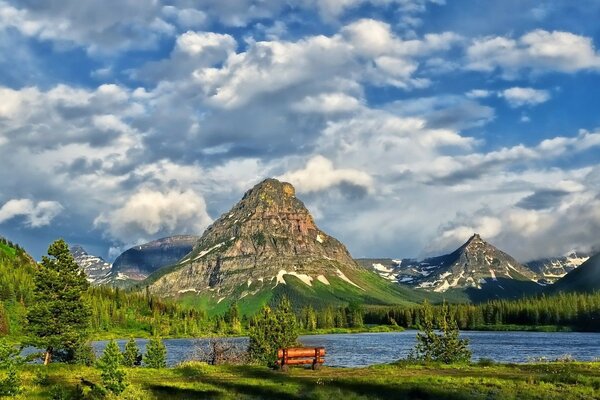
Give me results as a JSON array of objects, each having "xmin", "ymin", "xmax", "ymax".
[
  {"xmin": 0, "ymin": 339, "xmax": 22, "ymax": 396},
  {"xmin": 97, "ymin": 340, "xmax": 127, "ymax": 395},
  {"xmin": 26, "ymin": 239, "xmax": 91, "ymax": 365},
  {"xmin": 248, "ymin": 296, "xmax": 299, "ymax": 366},
  {"xmin": 122, "ymin": 338, "xmax": 141, "ymax": 367},
  {"xmin": 225, "ymin": 302, "xmax": 242, "ymax": 334},
  {"xmin": 409, "ymin": 301, "xmax": 471, "ymax": 364},
  {"xmin": 410, "ymin": 300, "xmax": 439, "ymax": 362},
  {"xmin": 144, "ymin": 338, "xmax": 167, "ymax": 368}
]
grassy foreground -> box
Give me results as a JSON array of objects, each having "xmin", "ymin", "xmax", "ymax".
[{"xmin": 15, "ymin": 361, "xmax": 600, "ymax": 399}]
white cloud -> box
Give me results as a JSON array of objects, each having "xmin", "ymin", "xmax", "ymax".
[
  {"xmin": 500, "ymin": 87, "xmax": 551, "ymax": 107},
  {"xmin": 279, "ymin": 155, "xmax": 373, "ymax": 193},
  {"xmin": 94, "ymin": 188, "xmax": 212, "ymax": 243},
  {"xmin": 0, "ymin": 199, "xmax": 63, "ymax": 227},
  {"xmin": 292, "ymin": 93, "xmax": 362, "ymax": 114},
  {"xmin": 465, "ymin": 89, "xmax": 492, "ymax": 98},
  {"xmin": 467, "ymin": 29, "xmax": 600, "ymax": 76},
  {"xmin": 0, "ymin": 0, "xmax": 174, "ymax": 53}
]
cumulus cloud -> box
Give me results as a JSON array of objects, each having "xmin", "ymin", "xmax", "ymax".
[
  {"xmin": 500, "ymin": 87, "xmax": 551, "ymax": 107},
  {"xmin": 0, "ymin": 199, "xmax": 63, "ymax": 227},
  {"xmin": 429, "ymin": 180, "xmax": 600, "ymax": 261},
  {"xmin": 279, "ymin": 155, "xmax": 373, "ymax": 194},
  {"xmin": 0, "ymin": 0, "xmax": 174, "ymax": 53},
  {"xmin": 467, "ymin": 29, "xmax": 600, "ymax": 76},
  {"xmin": 191, "ymin": 19, "xmax": 460, "ymax": 108},
  {"xmin": 94, "ymin": 188, "xmax": 212, "ymax": 244}
]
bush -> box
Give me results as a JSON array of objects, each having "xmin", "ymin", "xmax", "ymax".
[
  {"xmin": 144, "ymin": 338, "xmax": 167, "ymax": 369},
  {"xmin": 409, "ymin": 301, "xmax": 471, "ymax": 364},
  {"xmin": 97, "ymin": 340, "xmax": 127, "ymax": 395},
  {"xmin": 191, "ymin": 338, "xmax": 248, "ymax": 365},
  {"xmin": 74, "ymin": 342, "xmax": 97, "ymax": 366},
  {"xmin": 248, "ymin": 297, "xmax": 299, "ymax": 366},
  {"xmin": 122, "ymin": 338, "xmax": 141, "ymax": 367},
  {"xmin": 0, "ymin": 339, "xmax": 22, "ymax": 396}
]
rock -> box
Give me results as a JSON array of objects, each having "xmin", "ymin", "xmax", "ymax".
[{"xmin": 148, "ymin": 178, "xmax": 361, "ymax": 298}]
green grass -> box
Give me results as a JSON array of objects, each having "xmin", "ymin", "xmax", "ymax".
[
  {"xmin": 12, "ymin": 361, "xmax": 600, "ymax": 399},
  {"xmin": 0, "ymin": 242, "xmax": 17, "ymax": 258}
]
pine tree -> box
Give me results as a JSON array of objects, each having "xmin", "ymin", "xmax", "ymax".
[
  {"xmin": 409, "ymin": 301, "xmax": 471, "ymax": 364},
  {"xmin": 248, "ymin": 296, "xmax": 299, "ymax": 366},
  {"xmin": 97, "ymin": 340, "xmax": 127, "ymax": 395},
  {"xmin": 122, "ymin": 338, "xmax": 141, "ymax": 367},
  {"xmin": 144, "ymin": 338, "xmax": 167, "ymax": 368},
  {"xmin": 26, "ymin": 239, "xmax": 91, "ymax": 365},
  {"xmin": 0, "ymin": 339, "xmax": 22, "ymax": 396}
]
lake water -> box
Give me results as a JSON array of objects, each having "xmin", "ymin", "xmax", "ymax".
[{"xmin": 94, "ymin": 331, "xmax": 600, "ymax": 367}]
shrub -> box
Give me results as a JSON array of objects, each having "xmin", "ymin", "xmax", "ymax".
[
  {"xmin": 144, "ymin": 338, "xmax": 167, "ymax": 369},
  {"xmin": 409, "ymin": 301, "xmax": 471, "ymax": 364},
  {"xmin": 122, "ymin": 338, "xmax": 141, "ymax": 367},
  {"xmin": 0, "ymin": 339, "xmax": 22, "ymax": 396},
  {"xmin": 97, "ymin": 340, "xmax": 127, "ymax": 395},
  {"xmin": 248, "ymin": 296, "xmax": 298, "ymax": 366}
]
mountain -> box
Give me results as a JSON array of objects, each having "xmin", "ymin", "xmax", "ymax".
[
  {"xmin": 70, "ymin": 245, "xmax": 113, "ymax": 284},
  {"xmin": 551, "ymin": 253, "xmax": 600, "ymax": 293},
  {"xmin": 526, "ymin": 252, "xmax": 590, "ymax": 284},
  {"xmin": 143, "ymin": 178, "xmax": 428, "ymax": 313},
  {"xmin": 358, "ymin": 234, "xmax": 543, "ymax": 301},
  {"xmin": 110, "ymin": 235, "xmax": 199, "ymax": 283}
]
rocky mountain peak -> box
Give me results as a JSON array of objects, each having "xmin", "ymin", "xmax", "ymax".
[
  {"xmin": 70, "ymin": 244, "xmax": 112, "ymax": 284},
  {"xmin": 464, "ymin": 233, "xmax": 484, "ymax": 247},
  {"xmin": 148, "ymin": 178, "xmax": 362, "ymax": 298},
  {"xmin": 363, "ymin": 234, "xmax": 540, "ymax": 294}
]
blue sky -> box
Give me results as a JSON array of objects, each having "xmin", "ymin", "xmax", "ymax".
[{"xmin": 0, "ymin": 0, "xmax": 599, "ymax": 262}]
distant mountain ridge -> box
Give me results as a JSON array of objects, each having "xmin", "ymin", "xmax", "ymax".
[
  {"xmin": 70, "ymin": 245, "xmax": 113, "ymax": 284},
  {"xmin": 526, "ymin": 252, "xmax": 590, "ymax": 283},
  {"xmin": 109, "ymin": 235, "xmax": 199, "ymax": 282},
  {"xmin": 551, "ymin": 253, "xmax": 600, "ymax": 293},
  {"xmin": 358, "ymin": 234, "xmax": 548, "ymax": 300}
]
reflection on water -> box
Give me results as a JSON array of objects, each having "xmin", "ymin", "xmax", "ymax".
[{"xmin": 93, "ymin": 330, "xmax": 600, "ymax": 367}]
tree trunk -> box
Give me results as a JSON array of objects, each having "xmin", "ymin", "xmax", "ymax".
[{"xmin": 44, "ymin": 348, "xmax": 52, "ymax": 365}]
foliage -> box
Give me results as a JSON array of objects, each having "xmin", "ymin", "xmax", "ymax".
[
  {"xmin": 144, "ymin": 338, "xmax": 167, "ymax": 368},
  {"xmin": 26, "ymin": 239, "xmax": 91, "ymax": 364},
  {"xmin": 97, "ymin": 340, "xmax": 127, "ymax": 395},
  {"xmin": 409, "ymin": 301, "xmax": 471, "ymax": 364},
  {"xmin": 248, "ymin": 296, "xmax": 299, "ymax": 366},
  {"xmin": 0, "ymin": 339, "xmax": 22, "ymax": 396},
  {"xmin": 122, "ymin": 338, "xmax": 141, "ymax": 367},
  {"xmin": 364, "ymin": 291, "xmax": 600, "ymax": 332},
  {"xmin": 224, "ymin": 302, "xmax": 242, "ymax": 334}
]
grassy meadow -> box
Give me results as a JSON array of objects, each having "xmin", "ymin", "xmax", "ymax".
[{"xmin": 13, "ymin": 361, "xmax": 600, "ymax": 399}]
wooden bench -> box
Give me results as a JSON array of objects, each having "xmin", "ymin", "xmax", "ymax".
[{"xmin": 276, "ymin": 347, "xmax": 325, "ymax": 371}]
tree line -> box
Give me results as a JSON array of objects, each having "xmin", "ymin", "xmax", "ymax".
[{"xmin": 363, "ymin": 291, "xmax": 600, "ymax": 331}]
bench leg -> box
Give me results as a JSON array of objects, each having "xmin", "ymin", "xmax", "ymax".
[
  {"xmin": 281, "ymin": 364, "xmax": 289, "ymax": 372},
  {"xmin": 312, "ymin": 361, "xmax": 321, "ymax": 370}
]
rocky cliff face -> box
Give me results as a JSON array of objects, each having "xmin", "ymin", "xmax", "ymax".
[
  {"xmin": 70, "ymin": 245, "xmax": 112, "ymax": 284},
  {"xmin": 110, "ymin": 235, "xmax": 199, "ymax": 281},
  {"xmin": 148, "ymin": 178, "xmax": 363, "ymax": 298}
]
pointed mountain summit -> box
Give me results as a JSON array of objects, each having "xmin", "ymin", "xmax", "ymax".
[
  {"xmin": 412, "ymin": 233, "xmax": 539, "ymax": 293},
  {"xmin": 361, "ymin": 234, "xmax": 541, "ymax": 300},
  {"xmin": 145, "ymin": 178, "xmax": 424, "ymax": 310}
]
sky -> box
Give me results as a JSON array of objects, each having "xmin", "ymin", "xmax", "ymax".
[{"xmin": 1, "ymin": 0, "xmax": 600, "ymax": 262}]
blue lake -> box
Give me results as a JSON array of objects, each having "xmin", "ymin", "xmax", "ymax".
[{"xmin": 93, "ymin": 330, "xmax": 600, "ymax": 367}]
